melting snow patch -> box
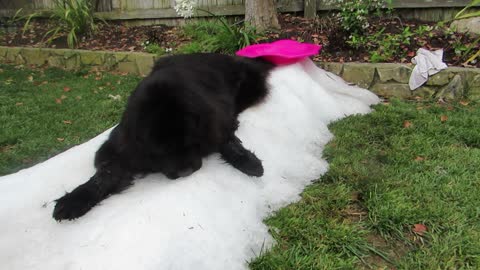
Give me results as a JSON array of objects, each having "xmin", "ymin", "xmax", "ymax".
[{"xmin": 0, "ymin": 59, "xmax": 379, "ymax": 270}]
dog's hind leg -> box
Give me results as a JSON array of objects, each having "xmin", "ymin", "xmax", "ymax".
[
  {"xmin": 52, "ymin": 163, "xmax": 134, "ymax": 221},
  {"xmin": 219, "ymin": 135, "xmax": 263, "ymax": 177}
]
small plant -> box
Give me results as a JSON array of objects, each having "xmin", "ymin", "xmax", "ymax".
[
  {"xmin": 141, "ymin": 41, "xmax": 172, "ymax": 56},
  {"xmin": 346, "ymin": 26, "xmax": 414, "ymax": 63},
  {"xmin": 453, "ymin": 0, "xmax": 480, "ymax": 65},
  {"xmin": 414, "ymin": 25, "xmax": 434, "ymax": 37},
  {"xmin": 174, "ymin": 0, "xmax": 260, "ymax": 54},
  {"xmin": 336, "ymin": 0, "xmax": 392, "ymax": 35},
  {"xmin": 15, "ymin": 0, "xmax": 102, "ymax": 48},
  {"xmin": 178, "ymin": 18, "xmax": 259, "ymax": 54},
  {"xmin": 370, "ymin": 27, "xmax": 413, "ymax": 62}
]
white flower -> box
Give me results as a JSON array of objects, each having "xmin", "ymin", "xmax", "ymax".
[{"xmin": 174, "ymin": 0, "xmax": 196, "ymax": 19}]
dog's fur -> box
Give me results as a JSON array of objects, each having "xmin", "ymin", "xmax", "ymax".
[{"xmin": 53, "ymin": 53, "xmax": 275, "ymax": 221}]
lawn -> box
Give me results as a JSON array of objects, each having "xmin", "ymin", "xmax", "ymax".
[
  {"xmin": 0, "ymin": 64, "xmax": 141, "ymax": 175},
  {"xmin": 1, "ymin": 64, "xmax": 480, "ymax": 269},
  {"xmin": 250, "ymin": 99, "xmax": 480, "ymax": 269}
]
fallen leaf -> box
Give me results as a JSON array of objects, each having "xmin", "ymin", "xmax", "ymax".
[
  {"xmin": 63, "ymin": 87, "xmax": 71, "ymax": 92},
  {"xmin": 15, "ymin": 102, "xmax": 23, "ymax": 106},
  {"xmin": 57, "ymin": 138, "xmax": 65, "ymax": 142},
  {"xmin": 60, "ymin": 95, "xmax": 67, "ymax": 100},
  {"xmin": 407, "ymin": 51, "xmax": 415, "ymax": 57},
  {"xmin": 28, "ymin": 75, "xmax": 33, "ymax": 82},
  {"xmin": 459, "ymin": 101, "xmax": 469, "ymax": 106},
  {"xmin": 415, "ymin": 156, "xmax": 425, "ymax": 161},
  {"xmin": 62, "ymin": 120, "xmax": 72, "ymax": 124},
  {"xmin": 55, "ymin": 98, "xmax": 62, "ymax": 104},
  {"xmin": 403, "ymin": 120, "xmax": 413, "ymax": 128},
  {"xmin": 412, "ymin": 224, "xmax": 428, "ymax": 235},
  {"xmin": 440, "ymin": 115, "xmax": 448, "ymax": 122},
  {"xmin": 108, "ymin": 94, "xmax": 122, "ymax": 101}
]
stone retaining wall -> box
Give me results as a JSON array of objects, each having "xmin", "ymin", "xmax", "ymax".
[
  {"xmin": 0, "ymin": 46, "xmax": 159, "ymax": 77},
  {"xmin": 0, "ymin": 46, "xmax": 479, "ymax": 100},
  {"xmin": 319, "ymin": 62, "xmax": 480, "ymax": 100}
]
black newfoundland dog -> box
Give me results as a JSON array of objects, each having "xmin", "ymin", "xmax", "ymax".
[{"xmin": 53, "ymin": 53, "xmax": 275, "ymax": 221}]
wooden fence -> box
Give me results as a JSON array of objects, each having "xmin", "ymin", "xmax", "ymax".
[{"xmin": 0, "ymin": 0, "xmax": 473, "ymax": 21}]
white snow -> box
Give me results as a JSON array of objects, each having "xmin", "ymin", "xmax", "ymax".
[{"xmin": 0, "ymin": 59, "xmax": 379, "ymax": 270}]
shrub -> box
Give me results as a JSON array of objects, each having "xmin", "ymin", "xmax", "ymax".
[
  {"xmin": 16, "ymin": 0, "xmax": 102, "ymax": 48},
  {"xmin": 336, "ymin": 0, "xmax": 392, "ymax": 35},
  {"xmin": 178, "ymin": 19, "xmax": 259, "ymax": 54}
]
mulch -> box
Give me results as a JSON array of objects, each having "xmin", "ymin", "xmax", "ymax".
[{"xmin": 1, "ymin": 14, "xmax": 478, "ymax": 67}]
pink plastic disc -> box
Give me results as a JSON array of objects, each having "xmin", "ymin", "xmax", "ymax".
[{"xmin": 236, "ymin": 39, "xmax": 322, "ymax": 65}]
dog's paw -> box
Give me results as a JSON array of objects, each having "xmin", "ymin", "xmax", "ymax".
[
  {"xmin": 220, "ymin": 138, "xmax": 264, "ymax": 177},
  {"xmin": 237, "ymin": 151, "xmax": 264, "ymax": 177},
  {"xmin": 52, "ymin": 189, "xmax": 95, "ymax": 221}
]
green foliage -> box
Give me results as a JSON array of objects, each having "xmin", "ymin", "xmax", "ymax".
[
  {"xmin": 455, "ymin": 0, "xmax": 480, "ymax": 20},
  {"xmin": 141, "ymin": 41, "xmax": 169, "ymax": 56},
  {"xmin": 453, "ymin": 0, "xmax": 480, "ymax": 65},
  {"xmin": 441, "ymin": 25, "xmax": 480, "ymax": 63},
  {"xmin": 178, "ymin": 18, "xmax": 259, "ymax": 55},
  {"xmin": 337, "ymin": 0, "xmax": 392, "ymax": 35},
  {"xmin": 347, "ymin": 27, "xmax": 414, "ymax": 63},
  {"xmin": 414, "ymin": 25, "xmax": 434, "ymax": 37},
  {"xmin": 15, "ymin": 0, "xmax": 102, "ymax": 48}
]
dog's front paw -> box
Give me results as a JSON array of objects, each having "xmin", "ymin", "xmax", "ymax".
[{"xmin": 53, "ymin": 188, "xmax": 96, "ymax": 221}]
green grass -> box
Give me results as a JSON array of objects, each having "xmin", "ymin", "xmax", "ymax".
[
  {"xmin": 250, "ymin": 99, "xmax": 480, "ymax": 269},
  {"xmin": 0, "ymin": 64, "xmax": 140, "ymax": 176}
]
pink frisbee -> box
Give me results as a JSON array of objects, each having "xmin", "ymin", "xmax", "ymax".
[{"xmin": 236, "ymin": 39, "xmax": 322, "ymax": 65}]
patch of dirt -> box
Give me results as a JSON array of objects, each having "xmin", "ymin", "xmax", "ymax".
[
  {"xmin": 1, "ymin": 14, "xmax": 478, "ymax": 67},
  {"xmin": 268, "ymin": 14, "xmax": 479, "ymax": 67},
  {"xmin": 361, "ymin": 233, "xmax": 411, "ymax": 270},
  {"xmin": 0, "ymin": 20, "xmax": 187, "ymax": 52}
]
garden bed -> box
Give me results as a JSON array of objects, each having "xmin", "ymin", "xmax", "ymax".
[{"xmin": 1, "ymin": 14, "xmax": 479, "ymax": 68}]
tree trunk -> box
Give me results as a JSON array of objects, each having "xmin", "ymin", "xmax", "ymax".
[
  {"xmin": 245, "ymin": 0, "xmax": 280, "ymax": 32},
  {"xmin": 94, "ymin": 0, "xmax": 112, "ymax": 12}
]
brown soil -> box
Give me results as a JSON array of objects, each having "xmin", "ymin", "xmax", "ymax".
[{"xmin": 1, "ymin": 14, "xmax": 478, "ymax": 67}]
